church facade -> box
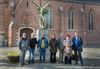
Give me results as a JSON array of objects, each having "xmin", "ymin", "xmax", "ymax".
[{"xmin": 0, "ymin": 0, "xmax": 100, "ymax": 47}]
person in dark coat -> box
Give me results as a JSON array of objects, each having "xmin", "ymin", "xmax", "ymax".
[
  {"xmin": 28, "ymin": 33, "xmax": 38, "ymax": 64},
  {"xmin": 72, "ymin": 32, "xmax": 83, "ymax": 66},
  {"xmin": 49, "ymin": 34, "xmax": 58, "ymax": 63}
]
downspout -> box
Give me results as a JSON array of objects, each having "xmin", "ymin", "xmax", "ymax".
[
  {"xmin": 8, "ymin": 0, "xmax": 23, "ymax": 47},
  {"xmin": 8, "ymin": 19, "xmax": 14, "ymax": 47},
  {"xmin": 8, "ymin": 0, "xmax": 15, "ymax": 47}
]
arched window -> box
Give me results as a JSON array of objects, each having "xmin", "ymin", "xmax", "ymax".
[
  {"xmin": 44, "ymin": 8, "xmax": 53, "ymax": 29},
  {"xmin": 89, "ymin": 9, "xmax": 94, "ymax": 30},
  {"xmin": 68, "ymin": 7, "xmax": 75, "ymax": 30}
]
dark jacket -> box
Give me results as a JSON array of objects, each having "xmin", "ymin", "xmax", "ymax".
[
  {"xmin": 72, "ymin": 36, "xmax": 83, "ymax": 48},
  {"xmin": 29, "ymin": 38, "xmax": 38, "ymax": 48},
  {"xmin": 49, "ymin": 38, "xmax": 58, "ymax": 53},
  {"xmin": 19, "ymin": 38, "xmax": 29, "ymax": 51}
]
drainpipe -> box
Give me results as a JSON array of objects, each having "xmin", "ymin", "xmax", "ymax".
[
  {"xmin": 8, "ymin": 0, "xmax": 23, "ymax": 47},
  {"xmin": 8, "ymin": 0, "xmax": 15, "ymax": 47},
  {"xmin": 8, "ymin": 20, "xmax": 14, "ymax": 47}
]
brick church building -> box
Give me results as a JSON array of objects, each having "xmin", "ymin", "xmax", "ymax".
[{"xmin": 0, "ymin": 0, "xmax": 100, "ymax": 47}]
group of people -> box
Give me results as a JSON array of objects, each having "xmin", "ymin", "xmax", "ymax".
[{"xmin": 18, "ymin": 32, "xmax": 83, "ymax": 66}]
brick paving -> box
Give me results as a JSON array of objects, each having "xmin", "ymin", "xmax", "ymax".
[{"xmin": 0, "ymin": 46, "xmax": 100, "ymax": 69}]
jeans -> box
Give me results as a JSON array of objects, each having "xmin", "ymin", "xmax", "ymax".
[
  {"xmin": 74, "ymin": 47, "xmax": 83, "ymax": 65},
  {"xmin": 19, "ymin": 51, "xmax": 26, "ymax": 65},
  {"xmin": 39, "ymin": 48, "xmax": 46, "ymax": 63},
  {"xmin": 29, "ymin": 48, "xmax": 35, "ymax": 64},
  {"xmin": 59, "ymin": 49, "xmax": 64, "ymax": 62}
]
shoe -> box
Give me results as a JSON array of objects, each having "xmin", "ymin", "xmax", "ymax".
[
  {"xmin": 39, "ymin": 61, "xmax": 42, "ymax": 63},
  {"xmin": 32, "ymin": 62, "xmax": 34, "ymax": 64},
  {"xmin": 74, "ymin": 62, "xmax": 78, "ymax": 65},
  {"xmin": 43, "ymin": 61, "xmax": 45, "ymax": 63},
  {"xmin": 28, "ymin": 61, "xmax": 30, "ymax": 64},
  {"xmin": 18, "ymin": 64, "xmax": 23, "ymax": 66},
  {"xmin": 81, "ymin": 64, "xmax": 83, "ymax": 66}
]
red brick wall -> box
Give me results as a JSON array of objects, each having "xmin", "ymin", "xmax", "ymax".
[{"xmin": 1, "ymin": 0, "xmax": 100, "ymax": 46}]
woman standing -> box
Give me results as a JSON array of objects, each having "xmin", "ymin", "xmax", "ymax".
[
  {"xmin": 63, "ymin": 35, "xmax": 73, "ymax": 64},
  {"xmin": 49, "ymin": 34, "xmax": 58, "ymax": 63}
]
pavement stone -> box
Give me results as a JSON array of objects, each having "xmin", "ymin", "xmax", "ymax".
[{"xmin": 0, "ymin": 46, "xmax": 100, "ymax": 69}]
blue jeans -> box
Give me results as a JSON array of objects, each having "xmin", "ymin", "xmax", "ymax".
[
  {"xmin": 19, "ymin": 51, "xmax": 26, "ymax": 65},
  {"xmin": 39, "ymin": 48, "xmax": 46, "ymax": 63},
  {"xmin": 29, "ymin": 48, "xmax": 35, "ymax": 64},
  {"xmin": 74, "ymin": 47, "xmax": 83, "ymax": 65}
]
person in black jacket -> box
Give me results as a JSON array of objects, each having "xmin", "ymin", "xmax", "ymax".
[{"xmin": 28, "ymin": 33, "xmax": 38, "ymax": 64}]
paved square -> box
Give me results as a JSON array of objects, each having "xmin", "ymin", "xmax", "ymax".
[{"xmin": 0, "ymin": 46, "xmax": 100, "ymax": 69}]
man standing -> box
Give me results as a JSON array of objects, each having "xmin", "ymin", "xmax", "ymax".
[
  {"xmin": 28, "ymin": 33, "xmax": 38, "ymax": 64},
  {"xmin": 18, "ymin": 33, "xmax": 29, "ymax": 66},
  {"xmin": 58, "ymin": 33, "xmax": 64, "ymax": 63},
  {"xmin": 72, "ymin": 32, "xmax": 83, "ymax": 66},
  {"xmin": 38, "ymin": 33, "xmax": 48, "ymax": 63}
]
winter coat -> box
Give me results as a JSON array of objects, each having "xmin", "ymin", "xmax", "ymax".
[
  {"xmin": 49, "ymin": 38, "xmax": 58, "ymax": 53},
  {"xmin": 63, "ymin": 39, "xmax": 73, "ymax": 56},
  {"xmin": 72, "ymin": 36, "xmax": 83, "ymax": 48}
]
